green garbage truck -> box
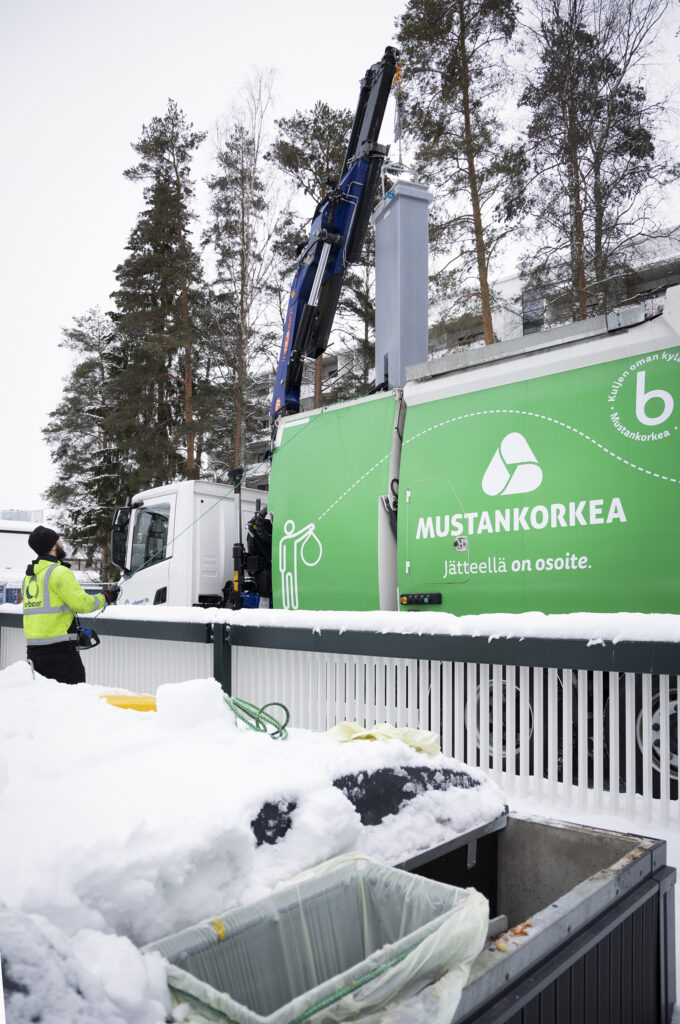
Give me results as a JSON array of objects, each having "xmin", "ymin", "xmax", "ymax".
[
  {"xmin": 269, "ymin": 286, "xmax": 680, "ymax": 615},
  {"xmin": 111, "ymin": 286, "xmax": 680, "ymax": 616}
]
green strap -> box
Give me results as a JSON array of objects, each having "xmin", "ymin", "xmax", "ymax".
[{"xmin": 223, "ymin": 695, "xmax": 290, "ymax": 740}]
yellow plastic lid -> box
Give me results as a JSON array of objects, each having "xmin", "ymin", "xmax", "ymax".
[{"xmin": 100, "ymin": 694, "xmax": 157, "ymax": 712}]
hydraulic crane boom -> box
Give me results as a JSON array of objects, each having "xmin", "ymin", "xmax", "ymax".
[{"xmin": 270, "ymin": 46, "xmax": 399, "ymax": 422}]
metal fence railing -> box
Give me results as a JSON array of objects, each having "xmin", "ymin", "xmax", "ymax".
[
  {"xmin": 1, "ymin": 612, "xmax": 678, "ymax": 827},
  {"xmin": 0, "ymin": 614, "xmax": 214, "ymax": 690}
]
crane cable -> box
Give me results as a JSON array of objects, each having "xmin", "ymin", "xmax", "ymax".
[{"xmin": 392, "ymin": 62, "xmax": 404, "ymax": 166}]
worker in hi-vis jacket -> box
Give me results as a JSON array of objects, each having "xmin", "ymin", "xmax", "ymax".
[{"xmin": 21, "ymin": 525, "xmax": 119, "ymax": 684}]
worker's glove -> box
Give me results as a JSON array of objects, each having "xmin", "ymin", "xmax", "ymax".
[{"xmin": 103, "ymin": 586, "xmax": 120, "ymax": 605}]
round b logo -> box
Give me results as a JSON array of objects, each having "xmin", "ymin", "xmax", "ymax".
[
  {"xmin": 635, "ymin": 371, "xmax": 674, "ymax": 426},
  {"xmin": 607, "ymin": 351, "xmax": 679, "ymax": 442}
]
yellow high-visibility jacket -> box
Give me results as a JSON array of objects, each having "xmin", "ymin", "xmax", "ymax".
[{"xmin": 22, "ymin": 559, "xmax": 105, "ymax": 646}]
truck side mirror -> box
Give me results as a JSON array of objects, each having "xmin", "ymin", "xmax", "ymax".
[
  {"xmin": 111, "ymin": 506, "xmax": 131, "ymax": 572},
  {"xmin": 110, "ymin": 530, "xmax": 128, "ymax": 572},
  {"xmin": 113, "ymin": 507, "xmax": 131, "ymax": 529}
]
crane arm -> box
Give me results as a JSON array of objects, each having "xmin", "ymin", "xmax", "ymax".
[{"xmin": 270, "ymin": 46, "xmax": 399, "ymax": 422}]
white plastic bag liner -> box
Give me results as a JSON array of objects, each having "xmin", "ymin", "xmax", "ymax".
[{"xmin": 144, "ymin": 854, "xmax": 488, "ymax": 1024}]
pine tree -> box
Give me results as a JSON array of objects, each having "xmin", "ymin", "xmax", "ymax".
[
  {"xmin": 518, "ymin": 0, "xmax": 676, "ymax": 318},
  {"xmin": 111, "ymin": 99, "xmax": 206, "ymax": 483},
  {"xmin": 268, "ymin": 102, "xmax": 353, "ymax": 205},
  {"xmin": 397, "ymin": 0, "xmax": 521, "ymax": 345},
  {"xmin": 43, "ymin": 309, "xmax": 125, "ymax": 577}
]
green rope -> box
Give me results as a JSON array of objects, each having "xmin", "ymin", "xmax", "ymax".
[{"xmin": 224, "ymin": 694, "xmax": 290, "ymax": 741}]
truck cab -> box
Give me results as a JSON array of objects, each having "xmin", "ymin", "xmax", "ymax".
[{"xmin": 111, "ymin": 479, "xmax": 264, "ymax": 607}]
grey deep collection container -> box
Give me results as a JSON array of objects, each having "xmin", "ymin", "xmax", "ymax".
[
  {"xmin": 404, "ymin": 814, "xmax": 676, "ymax": 1023},
  {"xmin": 147, "ymin": 814, "xmax": 676, "ymax": 1024}
]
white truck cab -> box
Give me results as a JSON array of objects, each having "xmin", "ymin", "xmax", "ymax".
[{"xmin": 111, "ymin": 479, "xmax": 265, "ymax": 607}]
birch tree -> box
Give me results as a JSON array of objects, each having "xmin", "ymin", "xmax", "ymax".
[
  {"xmin": 518, "ymin": 0, "xmax": 677, "ymax": 319},
  {"xmin": 203, "ymin": 72, "xmax": 287, "ymax": 471}
]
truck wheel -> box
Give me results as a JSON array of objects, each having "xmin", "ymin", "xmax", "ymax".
[
  {"xmin": 638, "ymin": 683, "xmax": 678, "ymax": 800},
  {"xmin": 605, "ymin": 675, "xmax": 678, "ymax": 800},
  {"xmin": 466, "ymin": 676, "xmax": 535, "ymax": 774}
]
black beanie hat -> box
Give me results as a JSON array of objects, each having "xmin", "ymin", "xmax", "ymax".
[{"xmin": 28, "ymin": 525, "xmax": 60, "ymax": 557}]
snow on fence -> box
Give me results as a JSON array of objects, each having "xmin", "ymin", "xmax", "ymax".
[
  {"xmin": 0, "ymin": 615, "xmax": 214, "ymax": 689},
  {"xmin": 1, "ymin": 611, "xmax": 678, "ymax": 828}
]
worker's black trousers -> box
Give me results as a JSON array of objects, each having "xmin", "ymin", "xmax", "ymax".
[{"xmin": 27, "ymin": 642, "xmax": 86, "ymax": 684}]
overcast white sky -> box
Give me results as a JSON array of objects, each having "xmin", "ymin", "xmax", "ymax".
[
  {"xmin": 0, "ymin": 0, "xmax": 405, "ymax": 510},
  {"xmin": 1, "ymin": 0, "xmax": 678, "ymax": 513}
]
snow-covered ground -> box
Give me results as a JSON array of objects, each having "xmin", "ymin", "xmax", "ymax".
[
  {"xmin": 0, "ymin": 662, "xmax": 506, "ymax": 1024},
  {"xmin": 1, "ymin": 648, "xmax": 678, "ymax": 1023}
]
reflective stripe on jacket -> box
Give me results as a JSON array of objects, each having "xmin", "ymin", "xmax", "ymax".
[{"xmin": 22, "ymin": 559, "xmax": 105, "ymax": 645}]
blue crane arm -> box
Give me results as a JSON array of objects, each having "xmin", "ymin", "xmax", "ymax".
[{"xmin": 270, "ymin": 46, "xmax": 399, "ymax": 422}]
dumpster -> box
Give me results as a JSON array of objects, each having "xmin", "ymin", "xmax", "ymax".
[
  {"xmin": 144, "ymin": 855, "xmax": 489, "ymax": 1023},
  {"xmin": 147, "ymin": 815, "xmax": 675, "ymax": 1024},
  {"xmin": 406, "ymin": 814, "xmax": 676, "ymax": 1024}
]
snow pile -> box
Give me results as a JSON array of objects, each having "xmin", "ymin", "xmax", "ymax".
[
  {"xmin": 0, "ymin": 907, "xmax": 169, "ymax": 1024},
  {"xmin": 0, "ymin": 661, "xmax": 505, "ymax": 1023}
]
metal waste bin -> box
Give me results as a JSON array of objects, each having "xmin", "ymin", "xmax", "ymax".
[{"xmin": 144, "ymin": 854, "xmax": 488, "ymax": 1023}]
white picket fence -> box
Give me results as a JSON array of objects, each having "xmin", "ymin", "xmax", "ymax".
[
  {"xmin": 235, "ymin": 646, "xmax": 679, "ymax": 829},
  {"xmin": 1, "ymin": 617, "xmax": 677, "ymax": 828},
  {"xmin": 0, "ymin": 624, "xmax": 213, "ymax": 689}
]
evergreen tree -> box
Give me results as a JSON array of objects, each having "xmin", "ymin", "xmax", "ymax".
[
  {"xmin": 43, "ymin": 309, "xmax": 125, "ymax": 577},
  {"xmin": 111, "ymin": 99, "xmax": 206, "ymax": 484},
  {"xmin": 518, "ymin": 0, "xmax": 676, "ymax": 318},
  {"xmin": 268, "ymin": 102, "xmax": 353, "ymax": 205},
  {"xmin": 397, "ymin": 0, "xmax": 521, "ymax": 344},
  {"xmin": 191, "ymin": 290, "xmax": 239, "ymax": 477}
]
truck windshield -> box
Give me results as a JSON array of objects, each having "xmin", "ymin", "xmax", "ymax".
[{"xmin": 130, "ymin": 504, "xmax": 171, "ymax": 572}]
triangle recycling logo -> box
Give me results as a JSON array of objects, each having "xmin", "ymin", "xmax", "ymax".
[{"xmin": 482, "ymin": 432, "xmax": 543, "ymax": 496}]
